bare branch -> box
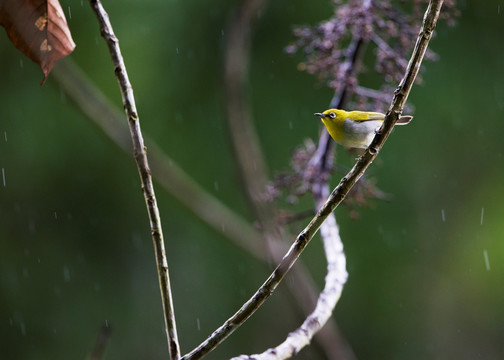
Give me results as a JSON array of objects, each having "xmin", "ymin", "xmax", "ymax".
[{"xmin": 88, "ymin": 1, "xmax": 180, "ymax": 358}]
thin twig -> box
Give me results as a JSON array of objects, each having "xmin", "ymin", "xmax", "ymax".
[
  {"xmin": 372, "ymin": 34, "xmax": 409, "ymax": 69},
  {"xmin": 355, "ymin": 86, "xmax": 392, "ymax": 103},
  {"xmin": 182, "ymin": 0, "xmax": 443, "ymax": 358},
  {"xmin": 88, "ymin": 1, "xmax": 180, "ymax": 359}
]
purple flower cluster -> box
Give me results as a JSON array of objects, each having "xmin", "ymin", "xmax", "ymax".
[{"xmin": 286, "ymin": 0, "xmax": 458, "ymax": 111}]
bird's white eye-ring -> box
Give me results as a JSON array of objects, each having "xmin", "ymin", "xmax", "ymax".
[{"xmin": 328, "ymin": 112, "xmax": 336, "ymax": 119}]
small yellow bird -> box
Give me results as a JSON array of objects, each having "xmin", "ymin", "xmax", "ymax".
[{"xmin": 314, "ymin": 109, "xmax": 413, "ymax": 149}]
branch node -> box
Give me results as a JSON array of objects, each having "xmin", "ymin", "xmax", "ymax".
[{"xmin": 368, "ymin": 146, "xmax": 379, "ymax": 155}]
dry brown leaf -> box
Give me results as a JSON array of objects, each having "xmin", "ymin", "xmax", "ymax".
[{"xmin": 0, "ymin": 0, "xmax": 76, "ymax": 84}]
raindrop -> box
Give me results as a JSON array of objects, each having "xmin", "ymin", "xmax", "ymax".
[
  {"xmin": 63, "ymin": 266, "xmax": 71, "ymax": 282},
  {"xmin": 483, "ymin": 250, "xmax": 490, "ymax": 271},
  {"xmin": 132, "ymin": 233, "xmax": 142, "ymax": 250},
  {"xmin": 20, "ymin": 322, "xmax": 26, "ymax": 336},
  {"xmin": 4, "ymin": 131, "xmax": 7, "ymax": 142},
  {"xmin": 480, "ymin": 207, "xmax": 484, "ymax": 225},
  {"xmin": 29, "ymin": 220, "xmax": 36, "ymax": 234},
  {"xmin": 196, "ymin": 318, "xmax": 200, "ymax": 331},
  {"xmin": 60, "ymin": 87, "xmax": 67, "ymax": 103},
  {"xmin": 214, "ymin": 181, "xmax": 219, "ymax": 191},
  {"xmin": 68, "ymin": 6, "xmax": 72, "ymax": 19},
  {"xmin": 19, "ymin": 58, "xmax": 23, "ymax": 68},
  {"xmin": 289, "ymin": 121, "xmax": 293, "ymax": 129},
  {"xmin": 176, "ymin": 47, "xmax": 179, "ymax": 55},
  {"xmin": 2, "ymin": 168, "xmax": 5, "ymax": 187},
  {"xmin": 441, "ymin": 209, "xmax": 445, "ymax": 222},
  {"xmin": 54, "ymin": 211, "xmax": 58, "ymax": 220},
  {"xmin": 221, "ymin": 29, "xmax": 224, "ymax": 36}
]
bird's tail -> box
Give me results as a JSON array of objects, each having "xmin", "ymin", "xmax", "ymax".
[{"xmin": 396, "ymin": 115, "xmax": 413, "ymax": 125}]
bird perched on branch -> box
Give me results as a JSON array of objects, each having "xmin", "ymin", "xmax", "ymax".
[{"xmin": 314, "ymin": 109, "xmax": 412, "ymax": 149}]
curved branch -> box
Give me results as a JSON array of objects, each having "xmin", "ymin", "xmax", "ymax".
[
  {"xmin": 88, "ymin": 1, "xmax": 180, "ymax": 358},
  {"xmin": 182, "ymin": 0, "xmax": 443, "ymax": 358}
]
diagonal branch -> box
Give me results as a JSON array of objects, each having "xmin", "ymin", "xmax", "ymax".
[
  {"xmin": 88, "ymin": 1, "xmax": 180, "ymax": 359},
  {"xmin": 182, "ymin": 0, "xmax": 443, "ymax": 358}
]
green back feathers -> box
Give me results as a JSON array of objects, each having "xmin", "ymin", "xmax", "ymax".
[
  {"xmin": 346, "ymin": 111, "xmax": 385, "ymax": 122},
  {"xmin": 320, "ymin": 109, "xmax": 412, "ymax": 124}
]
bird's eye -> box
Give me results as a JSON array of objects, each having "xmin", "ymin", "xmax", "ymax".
[{"xmin": 329, "ymin": 112, "xmax": 336, "ymax": 119}]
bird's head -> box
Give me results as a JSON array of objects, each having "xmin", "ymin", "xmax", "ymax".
[{"xmin": 314, "ymin": 109, "xmax": 346, "ymax": 123}]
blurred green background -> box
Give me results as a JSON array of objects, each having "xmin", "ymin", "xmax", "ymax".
[{"xmin": 1, "ymin": 0, "xmax": 503, "ymax": 359}]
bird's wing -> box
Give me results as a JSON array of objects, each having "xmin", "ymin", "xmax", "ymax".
[{"xmin": 348, "ymin": 111, "xmax": 385, "ymax": 122}]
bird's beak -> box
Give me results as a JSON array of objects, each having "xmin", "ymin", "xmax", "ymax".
[{"xmin": 314, "ymin": 112, "xmax": 325, "ymax": 118}]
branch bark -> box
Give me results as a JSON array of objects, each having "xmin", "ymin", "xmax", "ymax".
[
  {"xmin": 88, "ymin": 1, "xmax": 180, "ymax": 358},
  {"xmin": 182, "ymin": 0, "xmax": 443, "ymax": 358}
]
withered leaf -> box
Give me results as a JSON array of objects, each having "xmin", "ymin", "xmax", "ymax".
[{"xmin": 0, "ymin": 0, "xmax": 76, "ymax": 84}]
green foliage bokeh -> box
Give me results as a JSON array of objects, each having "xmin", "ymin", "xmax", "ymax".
[{"xmin": 1, "ymin": 1, "xmax": 503, "ymax": 359}]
